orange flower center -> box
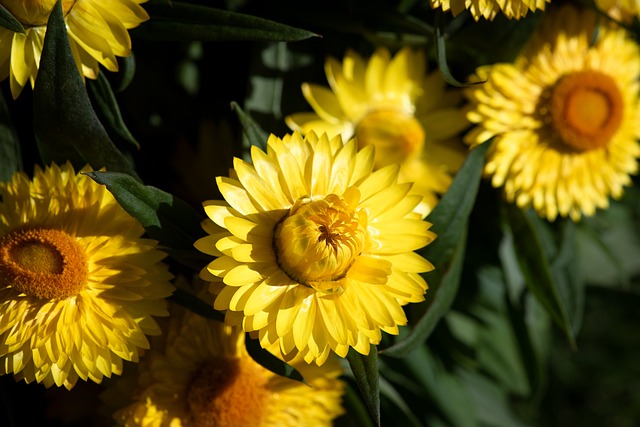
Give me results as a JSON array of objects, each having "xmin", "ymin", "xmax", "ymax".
[
  {"xmin": 187, "ymin": 356, "xmax": 269, "ymax": 427},
  {"xmin": 0, "ymin": 228, "xmax": 88, "ymax": 299},
  {"xmin": 0, "ymin": 0, "xmax": 76, "ymax": 27},
  {"xmin": 273, "ymin": 187, "xmax": 367, "ymax": 292},
  {"xmin": 549, "ymin": 70, "xmax": 623, "ymax": 151},
  {"xmin": 355, "ymin": 110, "xmax": 425, "ymax": 168}
]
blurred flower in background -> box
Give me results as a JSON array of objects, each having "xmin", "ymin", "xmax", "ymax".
[
  {"xmin": 195, "ymin": 131, "xmax": 435, "ymax": 365},
  {"xmin": 286, "ymin": 47, "xmax": 468, "ymax": 217},
  {"xmin": 428, "ymin": 0, "xmax": 551, "ymax": 20},
  {"xmin": 105, "ymin": 297, "xmax": 345, "ymax": 427},
  {"xmin": 463, "ymin": 4, "xmax": 640, "ymax": 221},
  {"xmin": 0, "ymin": 163, "xmax": 174, "ymax": 390},
  {"xmin": 0, "ymin": 0, "xmax": 149, "ymax": 98},
  {"xmin": 594, "ymin": 0, "xmax": 640, "ymax": 23}
]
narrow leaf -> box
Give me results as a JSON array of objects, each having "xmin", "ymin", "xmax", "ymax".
[
  {"xmin": 87, "ymin": 72, "xmax": 140, "ymax": 149},
  {"xmin": 0, "ymin": 4, "xmax": 24, "ymax": 34},
  {"xmin": 504, "ymin": 205, "xmax": 576, "ymax": 348},
  {"xmin": 0, "ymin": 90, "xmax": 21, "ymax": 181},
  {"xmin": 231, "ymin": 101, "xmax": 269, "ymax": 155},
  {"xmin": 133, "ymin": 2, "xmax": 318, "ymax": 42},
  {"xmin": 434, "ymin": 10, "xmax": 483, "ymax": 88},
  {"xmin": 33, "ymin": 1, "xmax": 138, "ymax": 179},
  {"xmin": 381, "ymin": 227, "xmax": 467, "ymax": 357},
  {"xmin": 422, "ymin": 140, "xmax": 489, "ymax": 268},
  {"xmin": 346, "ymin": 346, "xmax": 381, "ymax": 427},
  {"xmin": 84, "ymin": 171, "xmax": 208, "ymax": 269},
  {"xmin": 245, "ymin": 334, "xmax": 305, "ymax": 383}
]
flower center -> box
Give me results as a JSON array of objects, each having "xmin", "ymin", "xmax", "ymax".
[
  {"xmin": 355, "ymin": 110, "xmax": 425, "ymax": 168},
  {"xmin": 273, "ymin": 187, "xmax": 367, "ymax": 292},
  {"xmin": 0, "ymin": 0, "xmax": 76, "ymax": 27},
  {"xmin": 549, "ymin": 70, "xmax": 623, "ymax": 151},
  {"xmin": 187, "ymin": 357, "xmax": 269, "ymax": 427},
  {"xmin": 0, "ymin": 228, "xmax": 88, "ymax": 299}
]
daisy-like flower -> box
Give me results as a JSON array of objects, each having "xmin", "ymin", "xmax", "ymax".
[
  {"xmin": 0, "ymin": 0, "xmax": 149, "ymax": 98},
  {"xmin": 285, "ymin": 47, "xmax": 468, "ymax": 217},
  {"xmin": 595, "ymin": 0, "xmax": 640, "ymax": 23},
  {"xmin": 429, "ymin": 0, "xmax": 550, "ymax": 20},
  {"xmin": 107, "ymin": 303, "xmax": 345, "ymax": 427},
  {"xmin": 0, "ymin": 162, "xmax": 174, "ymax": 389},
  {"xmin": 464, "ymin": 4, "xmax": 640, "ymax": 221},
  {"xmin": 195, "ymin": 131, "xmax": 435, "ymax": 365}
]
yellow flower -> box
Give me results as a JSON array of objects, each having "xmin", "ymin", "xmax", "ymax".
[
  {"xmin": 0, "ymin": 0, "xmax": 149, "ymax": 98},
  {"xmin": 463, "ymin": 5, "xmax": 640, "ymax": 221},
  {"xmin": 195, "ymin": 131, "xmax": 435, "ymax": 365},
  {"xmin": 107, "ymin": 304, "xmax": 346, "ymax": 427},
  {"xmin": 595, "ymin": 0, "xmax": 640, "ymax": 23},
  {"xmin": 429, "ymin": 0, "xmax": 550, "ymax": 20},
  {"xmin": 0, "ymin": 162, "xmax": 174, "ymax": 389},
  {"xmin": 285, "ymin": 47, "xmax": 468, "ymax": 217}
]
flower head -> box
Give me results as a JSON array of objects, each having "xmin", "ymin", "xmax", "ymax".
[
  {"xmin": 106, "ymin": 302, "xmax": 345, "ymax": 427},
  {"xmin": 195, "ymin": 131, "xmax": 435, "ymax": 365},
  {"xmin": 595, "ymin": 0, "xmax": 640, "ymax": 23},
  {"xmin": 429, "ymin": 0, "xmax": 550, "ymax": 20},
  {"xmin": 286, "ymin": 47, "xmax": 468, "ymax": 217},
  {"xmin": 463, "ymin": 5, "xmax": 640, "ymax": 221},
  {"xmin": 0, "ymin": 0, "xmax": 149, "ymax": 98},
  {"xmin": 0, "ymin": 162, "xmax": 174, "ymax": 389}
]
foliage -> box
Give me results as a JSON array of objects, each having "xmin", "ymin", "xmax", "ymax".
[{"xmin": 1, "ymin": 0, "xmax": 639, "ymax": 426}]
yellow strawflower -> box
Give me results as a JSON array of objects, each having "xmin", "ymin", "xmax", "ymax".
[
  {"xmin": 429, "ymin": 0, "xmax": 550, "ymax": 20},
  {"xmin": 595, "ymin": 0, "xmax": 640, "ymax": 23},
  {"xmin": 195, "ymin": 131, "xmax": 435, "ymax": 365},
  {"xmin": 286, "ymin": 47, "xmax": 468, "ymax": 217},
  {"xmin": 0, "ymin": 162, "xmax": 174, "ymax": 389},
  {"xmin": 0, "ymin": 0, "xmax": 149, "ymax": 98},
  {"xmin": 464, "ymin": 4, "xmax": 640, "ymax": 221},
  {"xmin": 107, "ymin": 303, "xmax": 345, "ymax": 427}
]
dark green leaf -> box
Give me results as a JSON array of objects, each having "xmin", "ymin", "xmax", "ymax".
[
  {"xmin": 0, "ymin": 90, "xmax": 21, "ymax": 181},
  {"xmin": 379, "ymin": 376, "xmax": 424, "ymax": 427},
  {"xmin": 245, "ymin": 334, "xmax": 305, "ymax": 383},
  {"xmin": 434, "ymin": 10, "xmax": 483, "ymax": 88},
  {"xmin": 0, "ymin": 4, "xmax": 24, "ymax": 34},
  {"xmin": 504, "ymin": 289, "xmax": 543, "ymax": 396},
  {"xmin": 231, "ymin": 101, "xmax": 269, "ymax": 156},
  {"xmin": 33, "ymin": 1, "xmax": 139, "ymax": 179},
  {"xmin": 133, "ymin": 2, "xmax": 318, "ymax": 42},
  {"xmin": 423, "ymin": 140, "xmax": 489, "ymax": 268},
  {"xmin": 169, "ymin": 288, "xmax": 224, "ymax": 322},
  {"xmin": 84, "ymin": 171, "xmax": 208, "ymax": 270},
  {"xmin": 87, "ymin": 72, "xmax": 140, "ymax": 149},
  {"xmin": 115, "ymin": 54, "xmax": 137, "ymax": 93},
  {"xmin": 346, "ymin": 346, "xmax": 381, "ymax": 427},
  {"xmin": 504, "ymin": 205, "xmax": 576, "ymax": 349},
  {"xmin": 341, "ymin": 382, "xmax": 376, "ymax": 427},
  {"xmin": 381, "ymin": 227, "xmax": 467, "ymax": 357}
]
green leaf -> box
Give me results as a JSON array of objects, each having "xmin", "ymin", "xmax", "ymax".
[
  {"xmin": 0, "ymin": 90, "xmax": 21, "ymax": 182},
  {"xmin": 504, "ymin": 205, "xmax": 576, "ymax": 349},
  {"xmin": 434, "ymin": 10, "xmax": 483, "ymax": 88},
  {"xmin": 244, "ymin": 334, "xmax": 305, "ymax": 383},
  {"xmin": 422, "ymin": 141, "xmax": 489, "ymax": 268},
  {"xmin": 133, "ymin": 2, "xmax": 318, "ymax": 42},
  {"xmin": 346, "ymin": 346, "xmax": 381, "ymax": 427},
  {"xmin": 382, "ymin": 227, "xmax": 467, "ymax": 357},
  {"xmin": 84, "ymin": 171, "xmax": 208, "ymax": 270},
  {"xmin": 379, "ymin": 376, "xmax": 424, "ymax": 427},
  {"xmin": 115, "ymin": 54, "xmax": 137, "ymax": 93},
  {"xmin": 168, "ymin": 288, "xmax": 224, "ymax": 322},
  {"xmin": 231, "ymin": 101, "xmax": 269, "ymax": 158},
  {"xmin": 33, "ymin": 0, "xmax": 138, "ymax": 179},
  {"xmin": 0, "ymin": 4, "xmax": 24, "ymax": 34},
  {"xmin": 87, "ymin": 72, "xmax": 140, "ymax": 149}
]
